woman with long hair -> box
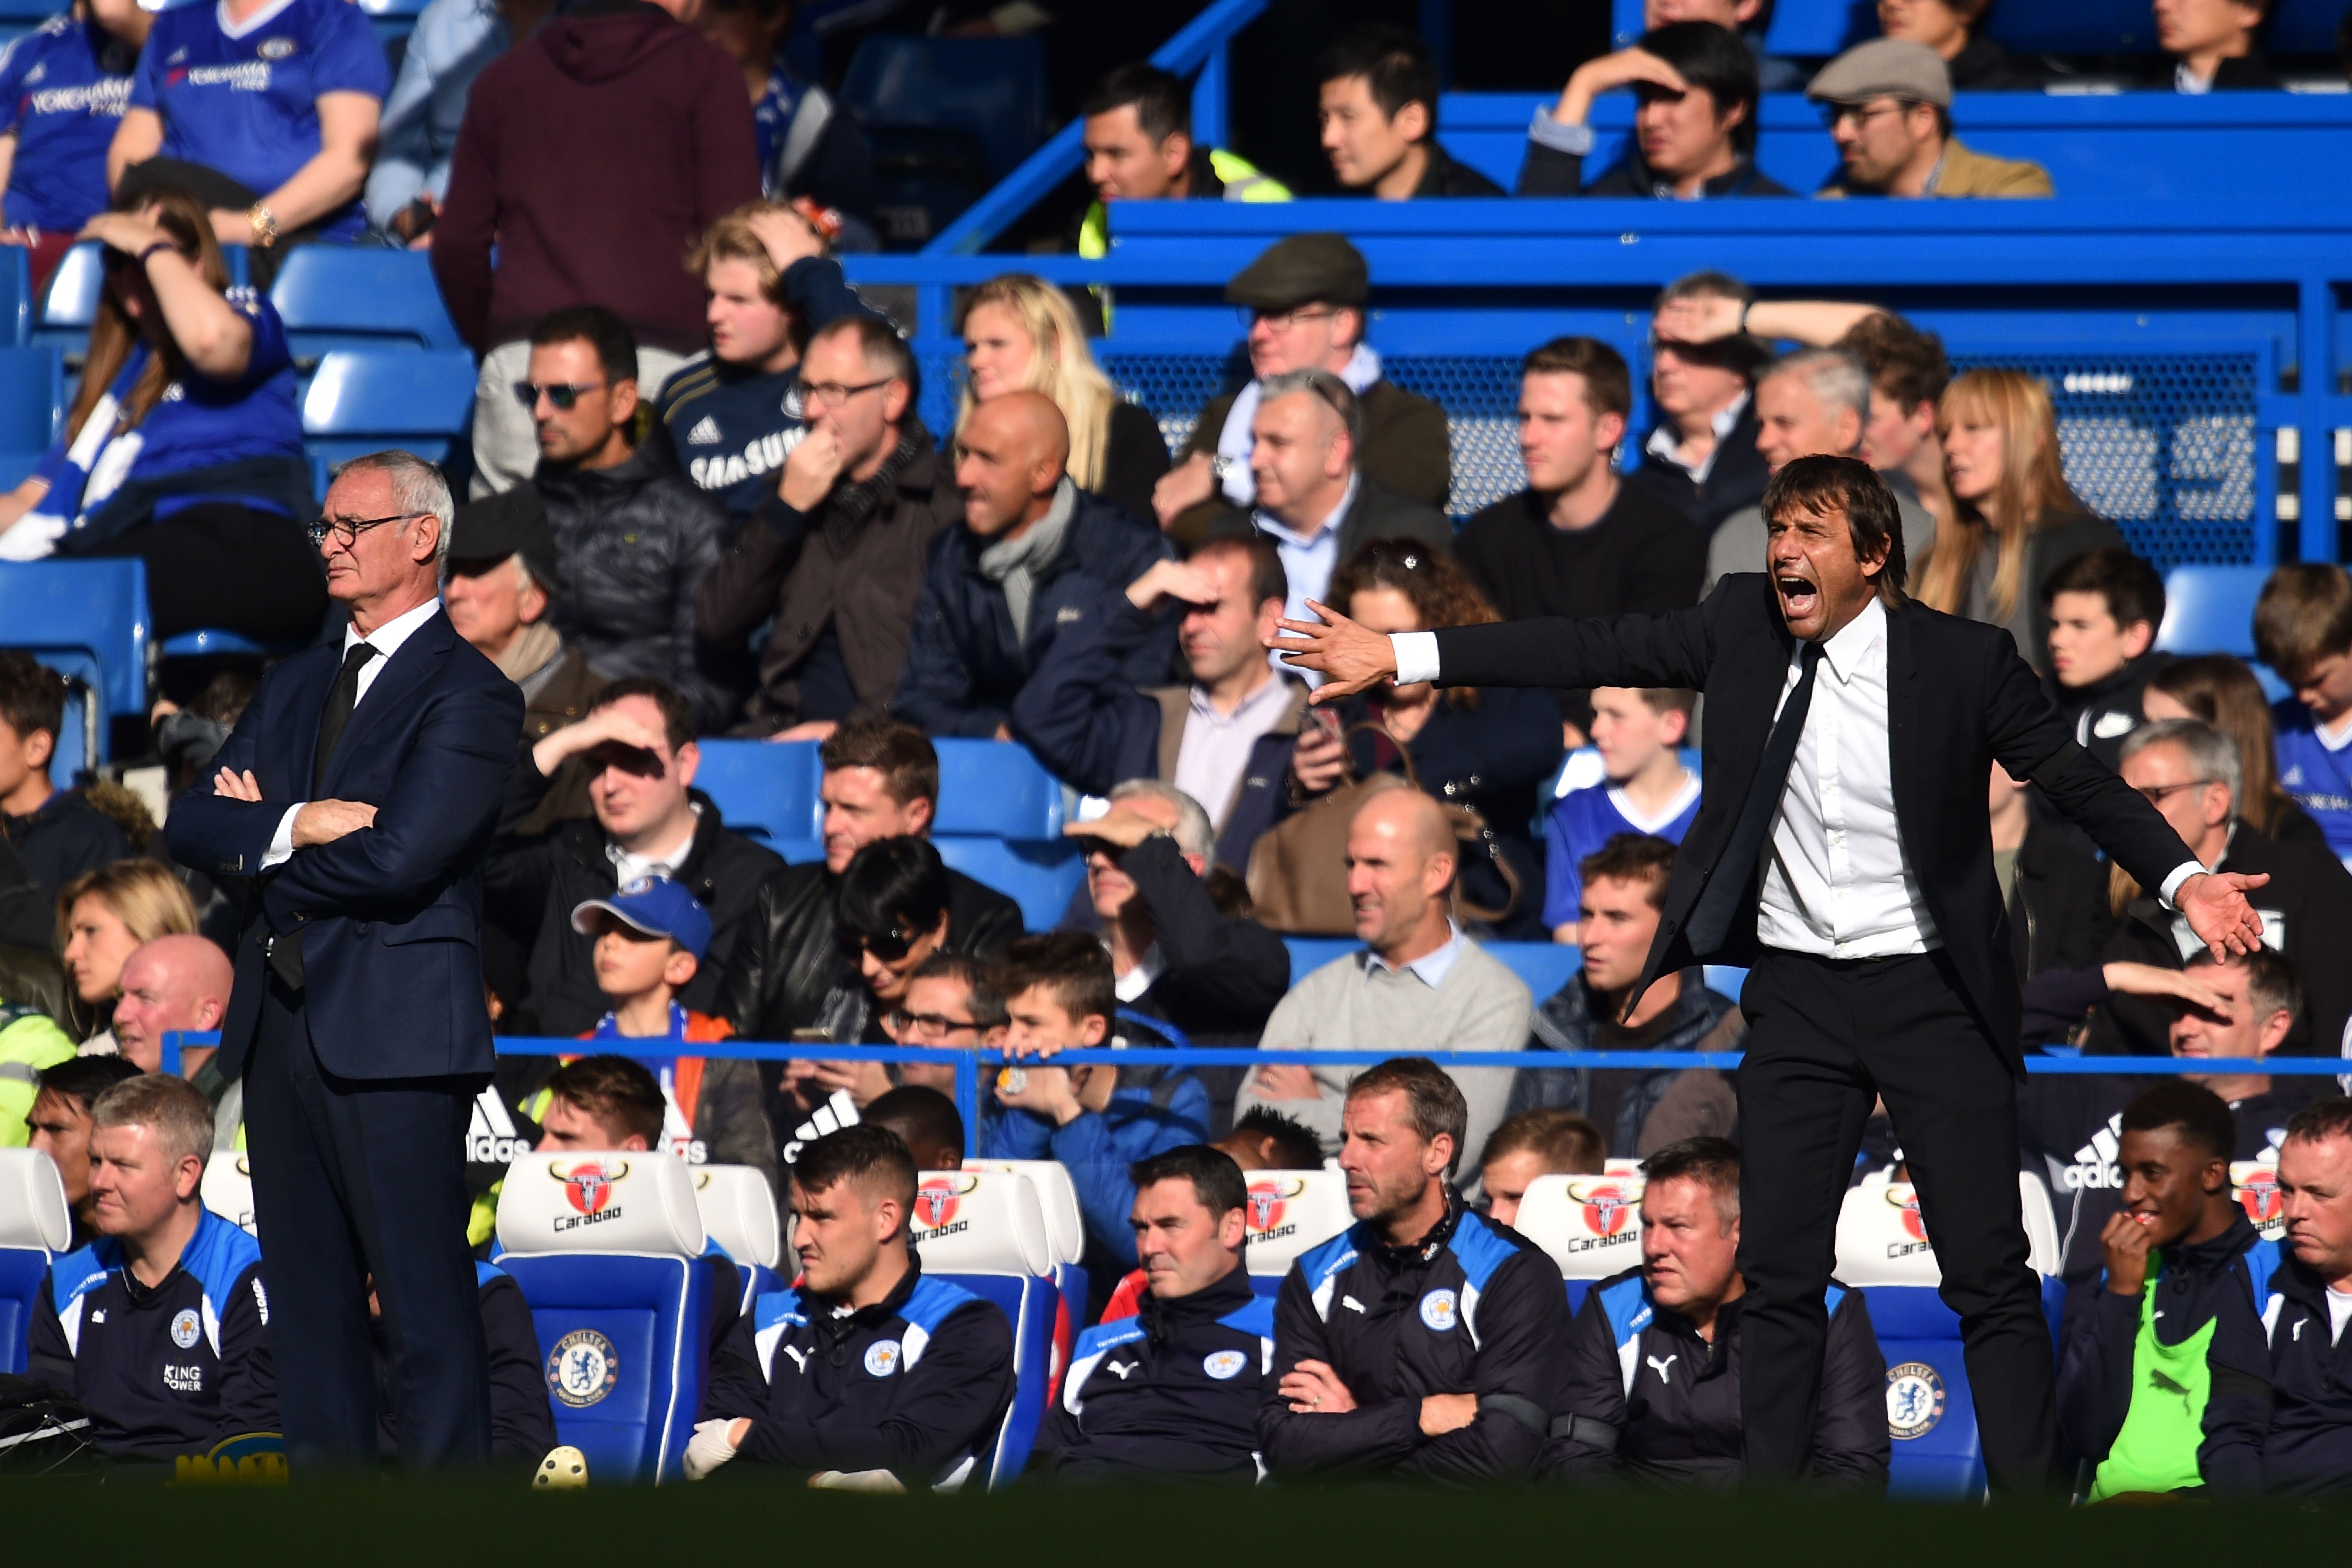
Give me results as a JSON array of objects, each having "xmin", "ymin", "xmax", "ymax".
[
  {"xmin": 0, "ymin": 186, "xmax": 322, "ymax": 643},
  {"xmin": 1912, "ymin": 368, "xmax": 2123, "ymax": 670},
  {"xmin": 960, "ymin": 273, "xmax": 1168, "ymax": 521},
  {"xmin": 57, "ymin": 857, "xmax": 198, "ymax": 1047},
  {"xmin": 1313, "ymin": 538, "xmax": 1564, "ymax": 940},
  {"xmin": 2143, "ymin": 653, "xmax": 2326, "ymax": 844}
]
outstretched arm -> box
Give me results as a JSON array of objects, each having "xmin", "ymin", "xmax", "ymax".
[{"xmin": 1269, "ymin": 598, "xmax": 1719, "ymax": 705}]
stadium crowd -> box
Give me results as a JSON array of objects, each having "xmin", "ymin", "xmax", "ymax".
[{"xmin": 0, "ymin": 0, "xmax": 2348, "ymax": 1499}]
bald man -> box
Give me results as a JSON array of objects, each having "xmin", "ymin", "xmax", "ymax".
[
  {"xmin": 893, "ymin": 388, "xmax": 1175, "ymax": 738},
  {"xmin": 1235, "ymin": 788, "xmax": 1534, "ymax": 1166},
  {"xmin": 109, "ymin": 935, "xmax": 234, "ymax": 1078}
]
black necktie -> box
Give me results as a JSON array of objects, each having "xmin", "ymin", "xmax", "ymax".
[
  {"xmin": 313, "ymin": 642, "xmax": 380, "ymax": 794},
  {"xmin": 1684, "ymin": 639, "xmax": 1826, "ymax": 956}
]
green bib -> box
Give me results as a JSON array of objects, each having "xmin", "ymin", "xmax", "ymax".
[{"xmin": 2089, "ymin": 1267, "xmax": 2215, "ymax": 1501}]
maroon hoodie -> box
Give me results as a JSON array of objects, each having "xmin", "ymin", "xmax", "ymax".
[{"xmin": 432, "ymin": 0, "xmax": 759, "ymax": 356}]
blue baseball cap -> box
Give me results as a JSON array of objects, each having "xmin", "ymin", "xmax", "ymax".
[{"xmin": 570, "ymin": 875, "xmax": 713, "ymax": 960}]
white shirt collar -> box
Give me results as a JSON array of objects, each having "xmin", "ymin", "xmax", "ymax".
[
  {"xmin": 1367, "ymin": 920, "xmax": 1464, "ymax": 988},
  {"xmin": 1257, "ymin": 473, "xmax": 1359, "ymax": 548},
  {"xmin": 1643, "ymin": 391, "xmax": 1749, "ymax": 474},
  {"xmin": 1109, "ymin": 940, "xmax": 1165, "ymax": 1003},
  {"xmin": 346, "ymin": 597, "xmax": 442, "ymax": 662},
  {"xmin": 1815, "ymin": 596, "xmax": 1886, "ymax": 686}
]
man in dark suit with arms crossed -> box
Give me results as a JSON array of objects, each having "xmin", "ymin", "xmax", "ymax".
[
  {"xmin": 169, "ymin": 451, "xmax": 525, "ymax": 1471},
  {"xmin": 1273, "ymin": 454, "xmax": 2270, "ymax": 1493}
]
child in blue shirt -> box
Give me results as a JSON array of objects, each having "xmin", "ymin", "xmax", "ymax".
[
  {"xmin": 2256, "ymin": 563, "xmax": 2352, "ymax": 867},
  {"xmin": 1544, "ymin": 686, "xmax": 1700, "ymax": 941}
]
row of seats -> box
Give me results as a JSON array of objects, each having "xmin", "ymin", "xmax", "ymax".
[{"xmin": 1621, "ymin": 0, "xmax": 2352, "ymax": 57}]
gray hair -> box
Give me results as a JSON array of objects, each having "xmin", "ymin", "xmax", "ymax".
[
  {"xmin": 1107, "ymin": 779, "xmax": 1215, "ymax": 860},
  {"xmin": 1762, "ymin": 348, "xmax": 1872, "ymax": 442},
  {"xmin": 91, "ymin": 1073, "xmax": 215, "ymax": 1171},
  {"xmin": 333, "ymin": 450, "xmax": 455, "ymax": 560},
  {"xmin": 1258, "ymin": 368, "xmax": 1363, "ymax": 451},
  {"xmin": 2121, "ymin": 717, "xmax": 2241, "ymax": 818}
]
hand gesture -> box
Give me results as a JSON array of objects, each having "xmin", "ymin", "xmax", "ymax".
[
  {"xmin": 1267, "ymin": 599, "xmax": 1399, "ymax": 702},
  {"xmin": 1126, "ymin": 558, "xmax": 1219, "ymax": 612},
  {"xmin": 79, "ymin": 207, "xmax": 167, "ymax": 256},
  {"xmin": 1064, "ymin": 804, "xmax": 1163, "ymax": 850},
  {"xmin": 1288, "ymin": 725, "xmax": 1346, "ymax": 795},
  {"xmin": 995, "ymin": 1063, "xmax": 1085, "ymax": 1126},
  {"xmin": 1652, "ymin": 290, "xmax": 1745, "ymax": 347},
  {"xmin": 2099, "ymin": 1209, "xmax": 2158, "ymax": 1298},
  {"xmin": 779, "ymin": 425, "xmax": 846, "ymax": 513},
  {"xmin": 1554, "ymin": 45, "xmax": 1690, "ymax": 127},
  {"xmin": 533, "ymin": 705, "xmax": 668, "ymax": 779},
  {"xmin": 1280, "ymin": 1359, "xmax": 1357, "ymax": 1414},
  {"xmin": 2174, "ymin": 871, "xmax": 2273, "ymax": 960},
  {"xmin": 2099, "ymin": 961, "xmax": 2231, "ymax": 1018},
  {"xmin": 746, "ymin": 204, "xmax": 826, "ymax": 273},
  {"xmin": 1152, "ymin": 452, "xmax": 1217, "ymax": 529}
]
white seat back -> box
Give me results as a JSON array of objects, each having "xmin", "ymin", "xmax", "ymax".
[
  {"xmin": 963, "ymin": 1158, "xmax": 1084, "ymax": 1267},
  {"xmin": 1834, "ymin": 1180, "xmax": 1941, "ymax": 1287},
  {"xmin": 497, "ymin": 1151, "xmax": 706, "ymax": 1257},
  {"xmin": 692, "ymin": 1165, "xmax": 781, "ymax": 1269},
  {"xmin": 2232, "ymin": 1160, "xmax": 2285, "ymax": 1243},
  {"xmin": 201, "ymin": 1150, "xmax": 257, "ymax": 1237},
  {"xmin": 1515, "ymin": 1173, "xmax": 1646, "ymax": 1279},
  {"xmin": 1241, "ymin": 1170, "xmax": 1355, "ymax": 1277},
  {"xmin": 2019, "ymin": 1171, "xmax": 2064, "ymax": 1275},
  {"xmin": 911, "ymin": 1169, "xmax": 1051, "ymax": 1278},
  {"xmin": 0, "ymin": 1148, "xmax": 71, "ymax": 1252}
]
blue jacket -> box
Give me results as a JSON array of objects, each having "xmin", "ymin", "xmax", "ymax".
[
  {"xmin": 1009, "ymin": 594, "xmax": 1306, "ymax": 872},
  {"xmin": 980, "ymin": 1064, "xmax": 1209, "ymax": 1272},
  {"xmin": 893, "ymin": 484, "xmax": 1173, "ymax": 738},
  {"xmin": 165, "ymin": 608, "xmax": 524, "ymax": 1080},
  {"xmin": 1034, "ymin": 1267, "xmax": 1272, "ymax": 1484},
  {"xmin": 29, "ymin": 1208, "xmax": 276, "ymax": 1459}
]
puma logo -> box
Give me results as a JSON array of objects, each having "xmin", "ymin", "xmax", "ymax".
[
  {"xmin": 1647, "ymin": 1354, "xmax": 1678, "ymax": 1385},
  {"xmin": 781, "ymin": 1345, "xmax": 810, "ymax": 1373},
  {"xmin": 1104, "ymin": 1360, "xmax": 1137, "ymax": 1380},
  {"xmin": 1342, "ymin": 1295, "xmax": 1366, "ymax": 1314}
]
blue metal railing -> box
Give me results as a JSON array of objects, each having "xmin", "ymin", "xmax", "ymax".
[
  {"xmin": 921, "ymin": 0, "xmax": 1270, "ymax": 256},
  {"xmin": 159, "ymin": 1031, "xmax": 2351, "ymax": 1160}
]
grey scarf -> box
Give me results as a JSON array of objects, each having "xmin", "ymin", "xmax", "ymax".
[{"xmin": 976, "ymin": 476, "xmax": 1076, "ymax": 641}]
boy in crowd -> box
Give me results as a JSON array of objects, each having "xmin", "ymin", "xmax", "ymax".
[
  {"xmin": 1478, "ymin": 1107, "xmax": 1606, "ymax": 1228},
  {"xmin": 1316, "ymin": 25, "xmax": 1500, "ymax": 200},
  {"xmin": 2256, "ymin": 563, "xmax": 2352, "ymax": 865},
  {"xmin": 28, "ymin": 1076, "xmax": 277, "ymax": 1461},
  {"xmin": 25, "ymin": 1055, "xmax": 146, "ymax": 1247},
  {"xmin": 569, "ymin": 876, "xmax": 776, "ymax": 1180},
  {"xmin": 982, "ymin": 932, "xmax": 1209, "ymax": 1310},
  {"xmin": 2046, "ymin": 548, "xmax": 2170, "ymax": 769},
  {"xmin": 0, "ymin": 651, "xmax": 129, "ymax": 902},
  {"xmin": 1544, "ymin": 688, "xmax": 1700, "ymax": 943},
  {"xmin": 691, "ymin": 1125, "xmax": 1015, "ymax": 1486},
  {"xmin": 2059, "ymin": 1080, "xmax": 2278, "ymax": 1498}
]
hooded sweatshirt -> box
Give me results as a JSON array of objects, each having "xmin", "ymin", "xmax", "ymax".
[{"xmin": 431, "ymin": 0, "xmax": 759, "ymax": 354}]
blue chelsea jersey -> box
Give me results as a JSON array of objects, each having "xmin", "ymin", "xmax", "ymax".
[
  {"xmin": 132, "ymin": 0, "xmax": 389, "ymax": 242},
  {"xmin": 0, "ymin": 15, "xmax": 134, "ymax": 233}
]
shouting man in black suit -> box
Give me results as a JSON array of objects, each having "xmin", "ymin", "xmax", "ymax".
[{"xmin": 1272, "ymin": 454, "xmax": 2270, "ymax": 1494}]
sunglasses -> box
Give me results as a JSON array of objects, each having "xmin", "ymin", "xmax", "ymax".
[
  {"xmin": 839, "ymin": 921, "xmax": 926, "ymax": 964},
  {"xmin": 511, "ymin": 380, "xmax": 605, "ymax": 411}
]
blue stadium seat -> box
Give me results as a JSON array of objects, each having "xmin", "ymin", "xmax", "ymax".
[
  {"xmin": 692, "ymin": 739, "xmax": 823, "ymax": 863},
  {"xmin": 906, "ymin": 1166, "xmax": 1057, "ymax": 1487},
  {"xmin": 931, "ymin": 739, "xmax": 1083, "ymax": 930},
  {"xmin": 0, "ymin": 1148, "xmax": 73, "ymax": 1374},
  {"xmin": 0, "ymin": 245, "xmax": 29, "ymax": 345},
  {"xmin": 2155, "ymin": 564, "xmax": 2267, "ymax": 659},
  {"xmin": 0, "ymin": 0, "xmax": 55, "ymax": 46},
  {"xmin": 300, "ymin": 348, "xmax": 476, "ymax": 467},
  {"xmin": 0, "ymin": 344, "xmax": 62, "ymax": 451},
  {"xmin": 1240, "ymin": 1168, "xmax": 1352, "ymax": 1302},
  {"xmin": 839, "ymin": 35, "xmax": 1049, "ymax": 247},
  {"xmin": 497, "ymin": 1150, "xmax": 714, "ymax": 1484},
  {"xmin": 1516, "ymin": 1170, "xmax": 1647, "ymax": 1316},
  {"xmin": 964, "ymin": 1157, "xmax": 1089, "ymax": 1395},
  {"xmin": 0, "ymin": 558, "xmax": 150, "ymax": 777},
  {"xmin": 1280, "ymin": 936, "xmax": 1358, "ymax": 983},
  {"xmin": 270, "ymin": 245, "xmax": 463, "ymax": 356}
]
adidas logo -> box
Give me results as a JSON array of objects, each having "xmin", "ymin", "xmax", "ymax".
[
  {"xmin": 2060, "ymin": 1113, "xmax": 2123, "ymax": 1191},
  {"xmin": 465, "ymin": 1087, "xmax": 529, "ymax": 1163},
  {"xmin": 2284, "ymin": 766, "xmax": 2303, "ymax": 786},
  {"xmin": 685, "ymin": 416, "xmax": 722, "ymax": 446}
]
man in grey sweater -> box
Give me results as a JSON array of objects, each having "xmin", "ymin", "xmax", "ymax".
[{"xmin": 1235, "ymin": 789, "xmax": 1533, "ymax": 1161}]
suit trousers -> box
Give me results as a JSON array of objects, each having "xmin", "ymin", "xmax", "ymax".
[
  {"xmin": 1735, "ymin": 947, "xmax": 2054, "ymax": 1494},
  {"xmin": 243, "ymin": 974, "xmax": 493, "ymax": 1471}
]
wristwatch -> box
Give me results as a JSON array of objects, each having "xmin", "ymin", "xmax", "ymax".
[{"xmin": 245, "ymin": 203, "xmax": 279, "ymax": 249}]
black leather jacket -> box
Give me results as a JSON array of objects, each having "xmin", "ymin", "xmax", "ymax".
[{"xmin": 720, "ymin": 857, "xmax": 1024, "ymax": 1041}]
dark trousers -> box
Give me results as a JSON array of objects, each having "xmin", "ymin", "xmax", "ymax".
[
  {"xmin": 243, "ymin": 976, "xmax": 492, "ymax": 1472},
  {"xmin": 1735, "ymin": 948, "xmax": 2053, "ymax": 1494}
]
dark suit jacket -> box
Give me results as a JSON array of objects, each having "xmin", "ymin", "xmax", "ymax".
[
  {"xmin": 1201, "ymin": 474, "xmax": 1455, "ymax": 576},
  {"xmin": 1171, "ymin": 382, "xmax": 1452, "ymax": 545},
  {"xmin": 166, "ymin": 609, "xmax": 524, "ymax": 1081},
  {"xmin": 1428, "ymin": 577, "xmax": 2199, "ymax": 1066}
]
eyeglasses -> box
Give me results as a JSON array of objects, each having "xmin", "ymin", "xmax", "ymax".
[
  {"xmin": 884, "ymin": 1008, "xmax": 982, "ymax": 1040},
  {"xmin": 2135, "ymin": 779, "xmax": 2217, "ymax": 807},
  {"xmin": 511, "ymin": 380, "xmax": 605, "ymax": 412},
  {"xmin": 839, "ymin": 921, "xmax": 926, "ymax": 964},
  {"xmin": 784, "ymin": 377, "xmax": 893, "ymax": 418},
  {"xmin": 307, "ymin": 511, "xmax": 415, "ymax": 547},
  {"xmin": 1822, "ymin": 99, "xmax": 1916, "ymax": 130},
  {"xmin": 1244, "ymin": 304, "xmax": 1339, "ymax": 334}
]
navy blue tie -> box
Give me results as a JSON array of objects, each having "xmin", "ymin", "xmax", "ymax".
[{"xmin": 1684, "ymin": 640, "xmax": 1825, "ymax": 956}]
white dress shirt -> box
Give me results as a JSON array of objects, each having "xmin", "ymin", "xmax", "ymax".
[
  {"xmin": 262, "ymin": 597, "xmax": 445, "ymax": 870},
  {"xmin": 1256, "ymin": 472, "xmax": 1358, "ymax": 636},
  {"xmin": 1172, "ymin": 671, "xmax": 1297, "ymax": 828},
  {"xmin": 610, "ymin": 805, "xmax": 701, "ymax": 887},
  {"xmin": 1642, "ymin": 392, "xmax": 1749, "ymax": 485}
]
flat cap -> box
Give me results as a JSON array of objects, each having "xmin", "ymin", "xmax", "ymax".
[
  {"xmin": 1805, "ymin": 39, "xmax": 1951, "ymax": 111},
  {"xmin": 1224, "ymin": 233, "xmax": 1370, "ymax": 312},
  {"xmin": 449, "ymin": 485, "xmax": 557, "ymax": 589}
]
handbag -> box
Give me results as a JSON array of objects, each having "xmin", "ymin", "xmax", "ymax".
[{"xmin": 1245, "ymin": 719, "xmax": 1523, "ymax": 935}]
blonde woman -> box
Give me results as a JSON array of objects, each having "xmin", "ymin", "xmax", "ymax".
[
  {"xmin": 1913, "ymin": 368, "xmax": 2124, "ymax": 671},
  {"xmin": 58, "ymin": 858, "xmax": 198, "ymax": 1049},
  {"xmin": 959, "ymin": 273, "xmax": 1168, "ymax": 519}
]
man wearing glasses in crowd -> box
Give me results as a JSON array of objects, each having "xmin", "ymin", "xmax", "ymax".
[
  {"xmin": 1806, "ymin": 39, "xmax": 2050, "ymax": 198},
  {"xmin": 697, "ymin": 313, "xmax": 965, "ymax": 742},
  {"xmin": 1152, "ymin": 233, "xmax": 1451, "ymax": 544}
]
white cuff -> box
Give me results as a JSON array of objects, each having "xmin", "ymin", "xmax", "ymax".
[
  {"xmin": 261, "ymin": 804, "xmax": 304, "ymax": 871},
  {"xmin": 2157, "ymin": 861, "xmax": 2204, "ymax": 909},
  {"xmin": 1526, "ymin": 108, "xmax": 1594, "ymax": 156},
  {"xmin": 1392, "ymin": 631, "xmax": 1441, "ymax": 686}
]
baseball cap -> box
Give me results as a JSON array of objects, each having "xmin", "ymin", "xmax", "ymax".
[
  {"xmin": 571, "ymin": 876, "xmax": 712, "ymax": 959},
  {"xmin": 448, "ymin": 486, "xmax": 557, "ymax": 589},
  {"xmin": 1805, "ymin": 39, "xmax": 1953, "ymax": 111}
]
